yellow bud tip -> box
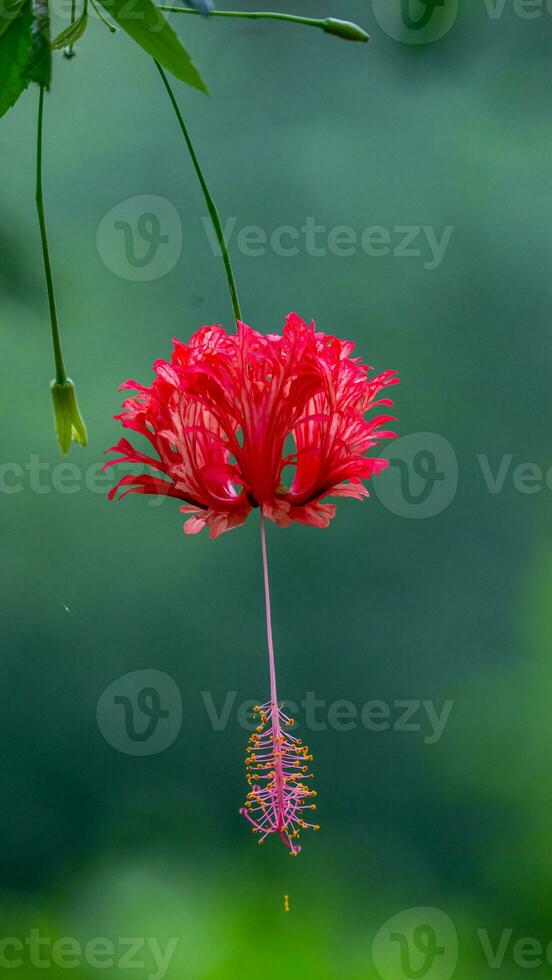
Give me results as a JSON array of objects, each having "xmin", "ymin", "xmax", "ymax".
[{"xmin": 323, "ymin": 18, "xmax": 370, "ymax": 43}]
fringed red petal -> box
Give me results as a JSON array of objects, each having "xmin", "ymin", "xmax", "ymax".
[{"xmin": 104, "ymin": 314, "xmax": 399, "ymax": 536}]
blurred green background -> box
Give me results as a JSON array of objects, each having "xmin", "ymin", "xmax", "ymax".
[{"xmin": 2, "ymin": 0, "xmax": 552, "ymax": 976}]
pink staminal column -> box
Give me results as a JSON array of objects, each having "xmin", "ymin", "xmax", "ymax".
[{"xmin": 240, "ymin": 512, "xmax": 319, "ymax": 854}]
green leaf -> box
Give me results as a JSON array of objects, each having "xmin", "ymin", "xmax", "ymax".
[
  {"xmin": 22, "ymin": 0, "xmax": 51, "ymax": 87},
  {"xmin": 0, "ymin": 0, "xmax": 26, "ymax": 40},
  {"xmin": 97, "ymin": 0, "xmax": 206, "ymax": 92},
  {"xmin": 0, "ymin": 0, "xmax": 32, "ymax": 118},
  {"xmin": 51, "ymin": 9, "xmax": 88, "ymax": 49}
]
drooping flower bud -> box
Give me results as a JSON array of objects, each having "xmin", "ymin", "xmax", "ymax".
[
  {"xmin": 50, "ymin": 378, "xmax": 88, "ymax": 455},
  {"xmin": 323, "ymin": 18, "xmax": 370, "ymax": 42}
]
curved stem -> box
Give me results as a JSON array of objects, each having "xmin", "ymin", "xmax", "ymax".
[
  {"xmin": 35, "ymin": 85, "xmax": 67, "ymax": 385},
  {"xmin": 155, "ymin": 61, "xmax": 242, "ymax": 323},
  {"xmin": 90, "ymin": 0, "xmax": 117, "ymax": 32}
]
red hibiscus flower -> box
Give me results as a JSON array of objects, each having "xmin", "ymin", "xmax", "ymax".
[{"xmin": 103, "ymin": 313, "xmax": 398, "ymax": 538}]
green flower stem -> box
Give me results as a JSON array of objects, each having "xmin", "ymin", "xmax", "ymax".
[
  {"xmin": 158, "ymin": 6, "xmax": 325, "ymax": 23},
  {"xmin": 156, "ymin": 7, "xmax": 369, "ymax": 41},
  {"xmin": 36, "ymin": 85, "xmax": 67, "ymax": 385},
  {"xmin": 155, "ymin": 61, "xmax": 242, "ymax": 323}
]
